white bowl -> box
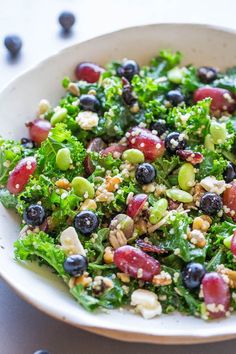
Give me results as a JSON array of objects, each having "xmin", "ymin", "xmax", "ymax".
[{"xmin": 1, "ymin": 23, "xmax": 236, "ymax": 345}]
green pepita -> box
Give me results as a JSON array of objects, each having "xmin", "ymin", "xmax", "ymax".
[{"xmin": 149, "ymin": 198, "xmax": 168, "ymax": 224}]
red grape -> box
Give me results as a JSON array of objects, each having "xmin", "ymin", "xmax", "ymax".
[
  {"xmin": 7, "ymin": 156, "xmax": 37, "ymax": 194},
  {"xmin": 127, "ymin": 193, "xmax": 147, "ymax": 218},
  {"xmin": 194, "ymin": 87, "xmax": 236, "ymax": 113},
  {"xmin": 27, "ymin": 119, "xmax": 51, "ymax": 145},
  {"xmin": 84, "ymin": 138, "xmax": 106, "ymax": 175},
  {"xmin": 223, "ymin": 182, "xmax": 236, "ymax": 222},
  {"xmin": 127, "ymin": 127, "xmax": 165, "ymax": 162},
  {"xmin": 113, "ymin": 245, "xmax": 161, "ymax": 281},
  {"xmin": 101, "ymin": 144, "xmax": 126, "ymax": 158},
  {"xmin": 202, "ymin": 272, "xmax": 230, "ymax": 319},
  {"xmin": 75, "ymin": 62, "xmax": 104, "ymax": 83}
]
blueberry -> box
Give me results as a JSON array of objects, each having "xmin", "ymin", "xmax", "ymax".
[
  {"xmin": 182, "ymin": 262, "xmax": 206, "ymax": 290},
  {"xmin": 74, "ymin": 210, "xmax": 99, "ymax": 235},
  {"xmin": 197, "ymin": 66, "xmax": 217, "ymax": 84},
  {"xmin": 23, "ymin": 204, "xmax": 46, "ymax": 226},
  {"xmin": 63, "ymin": 254, "xmax": 88, "ymax": 276},
  {"xmin": 4, "ymin": 35, "xmax": 22, "ymax": 56},
  {"xmin": 34, "ymin": 350, "xmax": 51, "ymax": 354},
  {"xmin": 58, "ymin": 11, "xmax": 76, "ymax": 31},
  {"xmin": 200, "ymin": 192, "xmax": 223, "ymax": 216},
  {"xmin": 117, "ymin": 60, "xmax": 139, "ymax": 81},
  {"xmin": 150, "ymin": 119, "xmax": 167, "ymax": 136},
  {"xmin": 21, "ymin": 137, "xmax": 35, "ymax": 149},
  {"xmin": 223, "ymin": 162, "xmax": 236, "ymax": 183},
  {"xmin": 135, "ymin": 163, "xmax": 156, "ymax": 185},
  {"xmin": 166, "ymin": 90, "xmax": 184, "ymax": 106},
  {"xmin": 165, "ymin": 132, "xmax": 187, "ymax": 154},
  {"xmin": 122, "ymin": 86, "xmax": 137, "ymax": 106},
  {"xmin": 79, "ymin": 94, "xmax": 100, "ymax": 112}
]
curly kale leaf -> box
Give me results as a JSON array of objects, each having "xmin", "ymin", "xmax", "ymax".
[
  {"xmin": 151, "ymin": 212, "xmax": 206, "ymax": 263},
  {"xmin": 0, "ymin": 139, "xmax": 30, "ymax": 185},
  {"xmin": 167, "ymin": 99, "xmax": 211, "ymax": 143},
  {"xmin": 84, "ymin": 228, "xmax": 109, "ymax": 264},
  {"xmin": 37, "ymin": 124, "xmax": 86, "ymax": 179},
  {"xmin": 14, "ymin": 231, "xmax": 68, "ymax": 281},
  {"xmin": 70, "ymin": 285, "xmax": 99, "ymax": 311},
  {"xmin": 0, "ymin": 189, "xmax": 18, "ymax": 208},
  {"xmin": 197, "ymin": 149, "xmax": 228, "ymax": 180},
  {"xmin": 153, "ymin": 155, "xmax": 180, "ymax": 187}
]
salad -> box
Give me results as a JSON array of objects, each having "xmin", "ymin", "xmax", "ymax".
[{"xmin": 2, "ymin": 50, "xmax": 236, "ymax": 321}]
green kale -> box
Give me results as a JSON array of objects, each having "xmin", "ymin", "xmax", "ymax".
[
  {"xmin": 151, "ymin": 212, "xmax": 206, "ymax": 263},
  {"xmin": 0, "ymin": 189, "xmax": 18, "ymax": 208},
  {"xmin": 197, "ymin": 149, "xmax": 228, "ymax": 180},
  {"xmin": 14, "ymin": 231, "xmax": 68, "ymax": 281},
  {"xmin": 70, "ymin": 285, "xmax": 99, "ymax": 311},
  {"xmin": 180, "ymin": 66, "xmax": 202, "ymax": 94},
  {"xmin": 37, "ymin": 124, "xmax": 86, "ymax": 179},
  {"xmin": 84, "ymin": 228, "xmax": 109, "ymax": 264},
  {"xmin": 153, "ymin": 155, "xmax": 180, "ymax": 187},
  {"xmin": 167, "ymin": 99, "xmax": 211, "ymax": 143},
  {"xmin": 148, "ymin": 50, "xmax": 182, "ymax": 78},
  {"xmin": 0, "ymin": 139, "xmax": 28, "ymax": 186}
]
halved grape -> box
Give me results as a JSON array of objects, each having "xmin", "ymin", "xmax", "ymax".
[
  {"xmin": 113, "ymin": 245, "xmax": 161, "ymax": 281},
  {"xmin": 7, "ymin": 157, "xmax": 37, "ymax": 194},
  {"xmin": 27, "ymin": 118, "xmax": 51, "ymax": 145},
  {"xmin": 127, "ymin": 193, "xmax": 148, "ymax": 218}
]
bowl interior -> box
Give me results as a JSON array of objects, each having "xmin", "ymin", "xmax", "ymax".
[{"xmin": 1, "ymin": 23, "xmax": 236, "ymax": 344}]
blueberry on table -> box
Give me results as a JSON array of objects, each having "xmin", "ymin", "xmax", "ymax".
[
  {"xmin": 74, "ymin": 210, "xmax": 99, "ymax": 235},
  {"xmin": 135, "ymin": 163, "xmax": 156, "ymax": 185},
  {"xmin": 63, "ymin": 254, "xmax": 88, "ymax": 276},
  {"xmin": 166, "ymin": 90, "xmax": 184, "ymax": 106},
  {"xmin": 33, "ymin": 350, "xmax": 51, "ymax": 354},
  {"xmin": 182, "ymin": 262, "xmax": 206, "ymax": 290},
  {"xmin": 117, "ymin": 60, "xmax": 139, "ymax": 81},
  {"xmin": 150, "ymin": 119, "xmax": 167, "ymax": 136},
  {"xmin": 58, "ymin": 11, "xmax": 76, "ymax": 31},
  {"xmin": 165, "ymin": 132, "xmax": 187, "ymax": 154},
  {"xmin": 79, "ymin": 94, "xmax": 100, "ymax": 112},
  {"xmin": 23, "ymin": 204, "xmax": 46, "ymax": 226},
  {"xmin": 200, "ymin": 192, "xmax": 223, "ymax": 216},
  {"xmin": 4, "ymin": 35, "xmax": 22, "ymax": 56},
  {"xmin": 223, "ymin": 162, "xmax": 236, "ymax": 183},
  {"xmin": 197, "ymin": 66, "xmax": 217, "ymax": 84}
]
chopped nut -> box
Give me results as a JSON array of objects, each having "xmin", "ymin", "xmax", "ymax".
[
  {"xmin": 103, "ymin": 246, "xmax": 114, "ymax": 264},
  {"xmin": 68, "ymin": 82, "xmax": 80, "ymax": 96},
  {"xmin": 193, "ymin": 183, "xmax": 205, "ymax": 206},
  {"xmin": 152, "ymin": 271, "xmax": 172, "ymax": 286},
  {"xmin": 55, "ymin": 178, "xmax": 71, "ymax": 190},
  {"xmin": 134, "ymin": 219, "xmax": 148, "ymax": 236},
  {"xmin": 142, "ymin": 183, "xmax": 156, "ymax": 193},
  {"xmin": 95, "ymin": 186, "xmax": 114, "ymax": 203},
  {"xmin": 217, "ymin": 264, "xmax": 236, "ymax": 288},
  {"xmin": 38, "ymin": 99, "xmax": 50, "ymax": 115},
  {"xmin": 130, "ymin": 102, "xmax": 140, "ymax": 113},
  {"xmin": 154, "ymin": 184, "xmax": 167, "ymax": 197},
  {"xmin": 80, "ymin": 199, "xmax": 97, "ymax": 211},
  {"xmin": 187, "ymin": 229, "xmax": 206, "ymax": 248},
  {"xmin": 109, "ymin": 229, "xmax": 127, "ymax": 249},
  {"xmin": 192, "ymin": 215, "xmax": 212, "ymax": 233},
  {"xmin": 74, "ymin": 272, "xmax": 92, "ymax": 287},
  {"xmin": 117, "ymin": 272, "xmax": 130, "ymax": 283},
  {"xmin": 105, "ymin": 175, "xmax": 122, "ymax": 192},
  {"xmin": 92, "ymin": 276, "xmax": 114, "ymax": 295}
]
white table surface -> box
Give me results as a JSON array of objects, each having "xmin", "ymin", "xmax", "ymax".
[{"xmin": 1, "ymin": 0, "xmax": 236, "ymax": 353}]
